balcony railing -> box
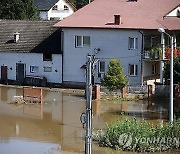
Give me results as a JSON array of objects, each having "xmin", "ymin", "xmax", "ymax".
[{"xmin": 143, "ymin": 47, "xmax": 162, "ymax": 60}]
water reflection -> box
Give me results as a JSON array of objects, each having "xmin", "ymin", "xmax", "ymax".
[{"xmin": 0, "ymin": 85, "xmax": 179, "ymax": 154}]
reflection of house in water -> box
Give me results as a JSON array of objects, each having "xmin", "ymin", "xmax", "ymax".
[
  {"xmin": 0, "ymin": 86, "xmax": 178, "ymax": 153},
  {"xmin": 0, "ymin": 86, "xmax": 86, "ymax": 152}
]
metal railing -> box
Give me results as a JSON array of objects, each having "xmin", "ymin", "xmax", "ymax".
[{"xmin": 126, "ymin": 85, "xmax": 148, "ymax": 94}]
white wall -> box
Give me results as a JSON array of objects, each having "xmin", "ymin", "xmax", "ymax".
[
  {"xmin": 0, "ymin": 53, "xmax": 62, "ymax": 83},
  {"xmin": 63, "ymin": 28, "xmax": 143, "ymax": 85},
  {"xmin": 40, "ymin": 0, "xmax": 75, "ymax": 20},
  {"xmin": 166, "ymin": 7, "xmax": 180, "ymax": 17}
]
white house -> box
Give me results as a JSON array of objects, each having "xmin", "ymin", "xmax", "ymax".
[
  {"xmin": 54, "ymin": 0, "xmax": 180, "ymax": 88},
  {"xmin": 0, "ymin": 20, "xmax": 62, "ymax": 87},
  {"xmin": 34, "ymin": 0, "xmax": 76, "ymax": 20}
]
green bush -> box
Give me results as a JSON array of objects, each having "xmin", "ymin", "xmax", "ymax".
[
  {"xmin": 101, "ymin": 59, "xmax": 128, "ymax": 91},
  {"xmin": 93, "ymin": 118, "xmax": 180, "ymax": 152}
]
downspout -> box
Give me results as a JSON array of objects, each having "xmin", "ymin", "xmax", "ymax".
[
  {"xmin": 160, "ymin": 32, "xmax": 165, "ymax": 84},
  {"xmin": 60, "ymin": 29, "xmax": 64, "ymax": 87},
  {"xmin": 173, "ymin": 32, "xmax": 177, "ymax": 48},
  {"xmin": 139, "ymin": 30, "xmax": 144, "ymax": 86}
]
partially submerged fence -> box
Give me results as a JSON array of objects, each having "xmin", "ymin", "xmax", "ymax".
[
  {"xmin": 100, "ymin": 85, "xmax": 151, "ymax": 99},
  {"xmin": 154, "ymin": 84, "xmax": 180, "ymax": 98},
  {"xmin": 154, "ymin": 85, "xmax": 170, "ymax": 97},
  {"xmin": 98, "ymin": 84, "xmax": 179, "ymax": 99},
  {"xmin": 23, "ymin": 87, "xmax": 43, "ymax": 103},
  {"xmin": 126, "ymin": 85, "xmax": 148, "ymax": 94}
]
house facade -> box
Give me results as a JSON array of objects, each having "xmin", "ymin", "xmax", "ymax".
[
  {"xmin": 34, "ymin": 0, "xmax": 76, "ymax": 20},
  {"xmin": 54, "ymin": 0, "xmax": 180, "ymax": 88},
  {"xmin": 62, "ymin": 28, "xmax": 143, "ymax": 87},
  {"xmin": 0, "ymin": 20, "xmax": 62, "ymax": 86}
]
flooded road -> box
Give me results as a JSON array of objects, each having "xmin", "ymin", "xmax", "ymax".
[{"xmin": 0, "ymin": 85, "xmax": 179, "ymax": 154}]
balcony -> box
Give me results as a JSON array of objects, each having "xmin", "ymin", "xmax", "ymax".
[{"xmin": 143, "ymin": 47, "xmax": 162, "ymax": 60}]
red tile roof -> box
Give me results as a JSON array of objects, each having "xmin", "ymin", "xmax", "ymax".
[{"xmin": 54, "ymin": 0, "xmax": 180, "ymax": 30}]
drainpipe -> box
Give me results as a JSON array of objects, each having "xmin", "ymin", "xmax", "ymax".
[
  {"xmin": 173, "ymin": 32, "xmax": 177, "ymax": 48},
  {"xmin": 60, "ymin": 29, "xmax": 64, "ymax": 87},
  {"xmin": 139, "ymin": 30, "xmax": 144, "ymax": 86},
  {"xmin": 160, "ymin": 33, "xmax": 165, "ymax": 84}
]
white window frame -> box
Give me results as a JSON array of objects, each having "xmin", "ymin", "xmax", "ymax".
[
  {"xmin": 30, "ymin": 66, "xmax": 39, "ymax": 73},
  {"xmin": 44, "ymin": 67, "xmax": 52, "ymax": 72},
  {"xmin": 99, "ymin": 61, "xmax": 105, "ymax": 73},
  {"xmin": 129, "ymin": 37, "xmax": 138, "ymax": 50},
  {"xmin": 129, "ymin": 64, "xmax": 138, "ymax": 76},
  {"xmin": 75, "ymin": 36, "xmax": 90, "ymax": 48}
]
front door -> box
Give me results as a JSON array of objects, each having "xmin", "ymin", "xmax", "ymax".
[
  {"xmin": 1, "ymin": 66, "xmax": 8, "ymax": 81},
  {"xmin": 16, "ymin": 63, "xmax": 25, "ymax": 84}
]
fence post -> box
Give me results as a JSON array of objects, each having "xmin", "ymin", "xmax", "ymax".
[
  {"xmin": 92, "ymin": 84, "xmax": 101, "ymax": 100},
  {"xmin": 121, "ymin": 86, "xmax": 126, "ymax": 98},
  {"xmin": 148, "ymin": 85, "xmax": 153, "ymax": 99}
]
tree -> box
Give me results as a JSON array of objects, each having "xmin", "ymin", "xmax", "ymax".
[
  {"xmin": 101, "ymin": 59, "xmax": 128, "ymax": 91},
  {"xmin": 0, "ymin": 0, "xmax": 39, "ymax": 20},
  {"xmin": 164, "ymin": 56, "xmax": 180, "ymax": 84},
  {"xmin": 74, "ymin": 0, "xmax": 89, "ymax": 10}
]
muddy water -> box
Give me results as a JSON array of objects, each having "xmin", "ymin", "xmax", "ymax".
[{"xmin": 0, "ymin": 85, "xmax": 179, "ymax": 154}]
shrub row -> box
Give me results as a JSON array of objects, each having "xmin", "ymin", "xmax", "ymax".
[{"xmin": 93, "ymin": 118, "xmax": 180, "ymax": 152}]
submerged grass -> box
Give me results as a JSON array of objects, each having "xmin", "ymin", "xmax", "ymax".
[{"xmin": 93, "ymin": 118, "xmax": 180, "ymax": 152}]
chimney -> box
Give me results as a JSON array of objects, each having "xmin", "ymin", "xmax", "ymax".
[
  {"xmin": 114, "ymin": 15, "xmax": 121, "ymax": 25},
  {"xmin": 14, "ymin": 32, "xmax": 20, "ymax": 43}
]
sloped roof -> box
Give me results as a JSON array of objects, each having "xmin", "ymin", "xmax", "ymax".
[
  {"xmin": 34, "ymin": 0, "xmax": 60, "ymax": 11},
  {"xmin": 54, "ymin": 0, "xmax": 180, "ymax": 30},
  {"xmin": 0, "ymin": 20, "xmax": 61, "ymax": 54},
  {"xmin": 34, "ymin": 0, "xmax": 76, "ymax": 11}
]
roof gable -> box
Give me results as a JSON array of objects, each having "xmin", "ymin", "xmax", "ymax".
[
  {"xmin": 54, "ymin": 0, "xmax": 180, "ymax": 30},
  {"xmin": 34, "ymin": 0, "xmax": 76, "ymax": 11},
  {"xmin": 166, "ymin": 5, "xmax": 180, "ymax": 17}
]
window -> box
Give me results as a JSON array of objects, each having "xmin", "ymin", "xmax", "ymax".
[
  {"xmin": 43, "ymin": 54, "xmax": 52, "ymax": 61},
  {"xmin": 129, "ymin": 37, "xmax": 138, "ymax": 49},
  {"xmin": 64, "ymin": 5, "xmax": 69, "ymax": 10},
  {"xmin": 52, "ymin": 5, "xmax": 58, "ymax": 10},
  {"xmin": 129, "ymin": 64, "xmax": 138, "ymax": 76},
  {"xmin": 75, "ymin": 36, "xmax": 90, "ymax": 47},
  {"xmin": 44, "ymin": 67, "xmax": 52, "ymax": 72},
  {"xmin": 30, "ymin": 66, "xmax": 39, "ymax": 73},
  {"xmin": 99, "ymin": 61, "xmax": 105, "ymax": 73}
]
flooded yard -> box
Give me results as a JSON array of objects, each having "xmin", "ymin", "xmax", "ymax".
[{"xmin": 0, "ymin": 85, "xmax": 179, "ymax": 154}]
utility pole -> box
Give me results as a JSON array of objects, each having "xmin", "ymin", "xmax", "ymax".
[
  {"xmin": 158, "ymin": 28, "xmax": 174, "ymax": 123},
  {"xmin": 85, "ymin": 55, "xmax": 93, "ymax": 154}
]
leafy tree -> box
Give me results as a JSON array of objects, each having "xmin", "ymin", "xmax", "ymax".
[
  {"xmin": 0, "ymin": 0, "xmax": 39, "ymax": 20},
  {"xmin": 164, "ymin": 56, "xmax": 180, "ymax": 84},
  {"xmin": 74, "ymin": 0, "xmax": 89, "ymax": 10},
  {"xmin": 101, "ymin": 59, "xmax": 128, "ymax": 91}
]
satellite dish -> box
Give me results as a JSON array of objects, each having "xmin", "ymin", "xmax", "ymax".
[{"xmin": 94, "ymin": 48, "xmax": 101, "ymax": 54}]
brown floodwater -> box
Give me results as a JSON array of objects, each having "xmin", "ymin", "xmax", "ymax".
[{"xmin": 0, "ymin": 85, "xmax": 179, "ymax": 154}]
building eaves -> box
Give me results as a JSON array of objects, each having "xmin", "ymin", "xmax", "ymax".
[{"xmin": 54, "ymin": 0, "xmax": 180, "ymax": 31}]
